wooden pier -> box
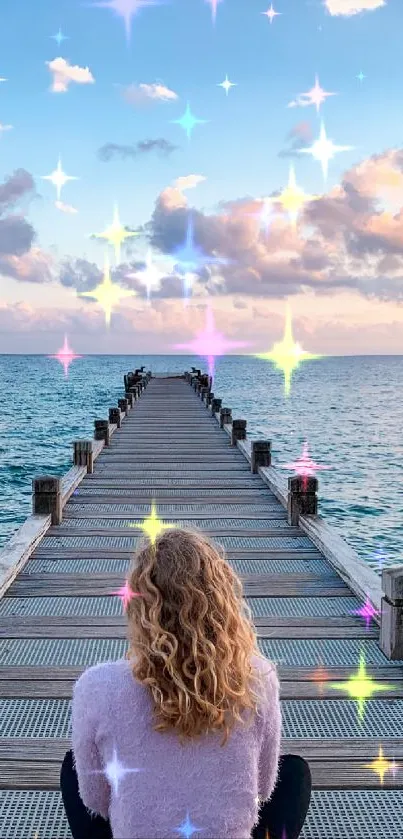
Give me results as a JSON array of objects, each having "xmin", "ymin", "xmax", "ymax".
[{"xmin": 0, "ymin": 368, "xmax": 403, "ymax": 838}]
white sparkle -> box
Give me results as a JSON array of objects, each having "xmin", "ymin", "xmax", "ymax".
[
  {"xmin": 218, "ymin": 75, "xmax": 237, "ymax": 96},
  {"xmin": 299, "ymin": 122, "xmax": 354, "ymax": 181},
  {"xmin": 41, "ymin": 157, "xmax": 78, "ymax": 201}
]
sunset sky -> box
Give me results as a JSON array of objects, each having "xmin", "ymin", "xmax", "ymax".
[{"xmin": 0, "ymin": 0, "xmax": 402, "ymax": 354}]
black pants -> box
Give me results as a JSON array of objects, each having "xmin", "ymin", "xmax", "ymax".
[{"xmin": 60, "ymin": 750, "xmax": 311, "ymax": 839}]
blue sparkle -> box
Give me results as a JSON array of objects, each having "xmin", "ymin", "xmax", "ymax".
[
  {"xmin": 51, "ymin": 27, "xmax": 69, "ymax": 48},
  {"xmin": 172, "ymin": 102, "xmax": 207, "ymax": 141},
  {"xmin": 174, "ymin": 812, "xmax": 204, "ymax": 839},
  {"xmin": 171, "ymin": 216, "xmax": 229, "ymax": 276}
]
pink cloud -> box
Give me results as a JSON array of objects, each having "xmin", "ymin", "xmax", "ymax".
[
  {"xmin": 325, "ymin": 0, "xmax": 385, "ymax": 15},
  {"xmin": 46, "ymin": 57, "xmax": 95, "ymax": 93}
]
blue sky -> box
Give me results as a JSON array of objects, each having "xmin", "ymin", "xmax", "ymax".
[{"xmin": 0, "ymin": 0, "xmax": 400, "ymax": 260}]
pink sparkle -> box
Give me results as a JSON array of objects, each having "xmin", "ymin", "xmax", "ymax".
[
  {"xmin": 389, "ymin": 759, "xmax": 400, "ymax": 778},
  {"xmin": 352, "ymin": 596, "xmax": 380, "ymax": 630},
  {"xmin": 280, "ymin": 441, "xmax": 332, "ymax": 490},
  {"xmin": 174, "ymin": 308, "xmax": 248, "ymax": 381},
  {"xmin": 205, "ymin": 0, "xmax": 223, "ymax": 24},
  {"xmin": 49, "ymin": 334, "xmax": 81, "ymax": 377},
  {"xmin": 92, "ymin": 0, "xmax": 160, "ymax": 42},
  {"xmin": 262, "ymin": 3, "xmax": 281, "ymax": 24},
  {"xmin": 112, "ymin": 580, "xmax": 142, "ymax": 611}
]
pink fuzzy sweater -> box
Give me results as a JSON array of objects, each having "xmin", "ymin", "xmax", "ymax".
[{"xmin": 71, "ymin": 654, "xmax": 282, "ymax": 839}]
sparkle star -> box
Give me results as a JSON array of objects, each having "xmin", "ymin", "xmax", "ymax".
[
  {"xmin": 280, "ymin": 441, "xmax": 332, "ymax": 490},
  {"xmin": 51, "ymin": 28, "xmax": 69, "ymax": 48},
  {"xmin": 299, "ymin": 122, "xmax": 354, "ymax": 181},
  {"xmin": 49, "ymin": 334, "xmax": 81, "ymax": 377},
  {"xmin": 94, "ymin": 204, "xmax": 140, "ymax": 265},
  {"xmin": 78, "ymin": 254, "xmax": 135, "ymax": 327},
  {"xmin": 288, "ymin": 75, "xmax": 337, "ymax": 113},
  {"xmin": 365, "ymin": 746, "xmax": 399, "ymax": 785},
  {"xmin": 352, "ymin": 596, "xmax": 380, "ymax": 630},
  {"xmin": 111, "ymin": 580, "xmax": 142, "ymax": 611},
  {"xmin": 357, "ymin": 71, "xmax": 366, "ymax": 82},
  {"xmin": 312, "ymin": 663, "xmax": 330, "ymax": 696},
  {"xmin": 90, "ymin": 746, "xmax": 141, "ymax": 795},
  {"xmin": 218, "ymin": 75, "xmax": 236, "ymax": 96},
  {"xmin": 262, "ymin": 4, "xmax": 281, "ymax": 24},
  {"xmin": 171, "ymin": 215, "xmax": 228, "ymax": 280},
  {"xmin": 175, "ymin": 812, "xmax": 204, "ymax": 839},
  {"xmin": 274, "ymin": 165, "xmax": 318, "ymax": 227},
  {"xmin": 255, "ymin": 306, "xmax": 321, "ymax": 397},
  {"xmin": 127, "ymin": 248, "xmax": 166, "ymax": 300},
  {"xmin": 205, "ymin": 0, "xmax": 223, "ymax": 24},
  {"xmin": 91, "ymin": 0, "xmax": 161, "ymax": 43},
  {"xmin": 41, "ymin": 157, "xmax": 78, "ymax": 201},
  {"xmin": 172, "ymin": 102, "xmax": 207, "ymax": 141},
  {"xmin": 175, "ymin": 307, "xmax": 247, "ymax": 379},
  {"xmin": 330, "ymin": 653, "xmax": 394, "ymax": 722},
  {"xmin": 129, "ymin": 502, "xmax": 175, "ymax": 545}
]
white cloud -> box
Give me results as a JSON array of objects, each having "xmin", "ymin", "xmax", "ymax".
[
  {"xmin": 325, "ymin": 0, "xmax": 385, "ymax": 15},
  {"xmin": 55, "ymin": 200, "xmax": 78, "ymax": 214},
  {"xmin": 46, "ymin": 57, "xmax": 95, "ymax": 93},
  {"xmin": 122, "ymin": 82, "xmax": 178, "ymax": 106},
  {"xmin": 0, "ymin": 123, "xmax": 12, "ymax": 133},
  {"xmin": 173, "ymin": 175, "xmax": 206, "ymax": 191}
]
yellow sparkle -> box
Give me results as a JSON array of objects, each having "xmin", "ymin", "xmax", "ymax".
[
  {"xmin": 255, "ymin": 305, "xmax": 321, "ymax": 396},
  {"xmin": 274, "ymin": 164, "xmax": 318, "ymax": 227},
  {"xmin": 330, "ymin": 653, "xmax": 394, "ymax": 721},
  {"xmin": 78, "ymin": 254, "xmax": 135, "ymax": 327},
  {"xmin": 365, "ymin": 746, "xmax": 399, "ymax": 786},
  {"xmin": 94, "ymin": 204, "xmax": 140, "ymax": 264},
  {"xmin": 129, "ymin": 502, "xmax": 175, "ymax": 546}
]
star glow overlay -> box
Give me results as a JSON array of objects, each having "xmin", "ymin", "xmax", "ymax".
[
  {"xmin": 127, "ymin": 248, "xmax": 167, "ymax": 300},
  {"xmin": 205, "ymin": 0, "xmax": 223, "ymax": 25},
  {"xmin": 169, "ymin": 216, "xmax": 229, "ymax": 300},
  {"xmin": 49, "ymin": 334, "xmax": 81, "ymax": 377},
  {"xmin": 218, "ymin": 75, "xmax": 237, "ymax": 96},
  {"xmin": 94, "ymin": 204, "xmax": 140, "ymax": 265},
  {"xmin": 89, "ymin": 746, "xmax": 142, "ymax": 795},
  {"xmin": 299, "ymin": 122, "xmax": 354, "ymax": 182},
  {"xmin": 274, "ymin": 164, "xmax": 318, "ymax": 227},
  {"xmin": 364, "ymin": 746, "xmax": 400, "ymax": 785},
  {"xmin": 91, "ymin": 0, "xmax": 161, "ymax": 43},
  {"xmin": 289, "ymin": 75, "xmax": 337, "ymax": 113},
  {"xmin": 255, "ymin": 306, "xmax": 321, "ymax": 396},
  {"xmin": 280, "ymin": 440, "xmax": 332, "ymax": 490},
  {"xmin": 129, "ymin": 501, "xmax": 175, "ymax": 545},
  {"xmin": 175, "ymin": 306, "xmax": 248, "ymax": 379},
  {"xmin": 41, "ymin": 157, "xmax": 78, "ymax": 202},
  {"xmin": 330, "ymin": 653, "xmax": 395, "ymax": 722},
  {"xmin": 172, "ymin": 103, "xmax": 208, "ymax": 141},
  {"xmin": 78, "ymin": 254, "xmax": 135, "ymax": 326},
  {"xmin": 262, "ymin": 4, "xmax": 281, "ymax": 25},
  {"xmin": 112, "ymin": 579, "xmax": 142, "ymax": 611},
  {"xmin": 352, "ymin": 596, "xmax": 380, "ymax": 630},
  {"xmin": 174, "ymin": 812, "xmax": 204, "ymax": 839}
]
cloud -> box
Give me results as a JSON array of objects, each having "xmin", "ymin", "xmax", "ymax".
[
  {"xmin": 46, "ymin": 57, "xmax": 95, "ymax": 93},
  {"xmin": 55, "ymin": 200, "xmax": 78, "ymax": 214},
  {"xmin": 0, "ymin": 247, "xmax": 54, "ymax": 283},
  {"xmin": 278, "ymin": 122, "xmax": 313, "ymax": 158},
  {"xmin": 97, "ymin": 138, "xmax": 178, "ymax": 161},
  {"xmin": 0, "ymin": 168, "xmax": 53, "ymax": 283},
  {"xmin": 324, "ymin": 0, "xmax": 385, "ymax": 15},
  {"xmin": 173, "ymin": 175, "xmax": 206, "ymax": 192},
  {"xmin": 121, "ymin": 82, "xmax": 178, "ymax": 105},
  {"xmin": 0, "ymin": 123, "xmax": 12, "ymax": 133}
]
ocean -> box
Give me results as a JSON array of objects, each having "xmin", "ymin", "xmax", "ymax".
[{"xmin": 0, "ymin": 353, "xmax": 402, "ymax": 575}]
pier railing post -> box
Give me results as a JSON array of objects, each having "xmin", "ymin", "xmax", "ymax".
[
  {"xmin": 33, "ymin": 477, "xmax": 62, "ymax": 525},
  {"xmin": 118, "ymin": 397, "xmax": 129, "ymax": 416},
  {"xmin": 287, "ymin": 476, "xmax": 318, "ymax": 526},
  {"xmin": 126, "ymin": 391, "xmax": 134, "ymax": 408},
  {"xmin": 211, "ymin": 397, "xmax": 222, "ymax": 415},
  {"xmin": 94, "ymin": 419, "xmax": 110, "ymax": 446},
  {"xmin": 220, "ymin": 407, "xmax": 232, "ymax": 429},
  {"xmin": 231, "ymin": 419, "xmax": 247, "ymax": 447},
  {"xmin": 206, "ymin": 392, "xmax": 214, "ymax": 407},
  {"xmin": 200, "ymin": 386, "xmax": 209, "ymax": 402},
  {"xmin": 73, "ymin": 440, "xmax": 94, "ymax": 474},
  {"xmin": 251, "ymin": 440, "xmax": 272, "ymax": 474},
  {"xmin": 109, "ymin": 407, "xmax": 121, "ymax": 428},
  {"xmin": 380, "ymin": 566, "xmax": 403, "ymax": 660}
]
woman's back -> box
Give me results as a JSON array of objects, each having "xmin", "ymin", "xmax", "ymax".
[{"xmin": 72, "ymin": 654, "xmax": 281, "ymax": 839}]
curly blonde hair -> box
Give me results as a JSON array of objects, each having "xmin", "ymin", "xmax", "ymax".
[{"xmin": 125, "ymin": 527, "xmax": 268, "ymax": 746}]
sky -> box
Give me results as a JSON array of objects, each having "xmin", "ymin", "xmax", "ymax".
[{"xmin": 0, "ymin": 0, "xmax": 402, "ymax": 354}]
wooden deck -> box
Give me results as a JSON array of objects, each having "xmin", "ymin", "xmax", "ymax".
[{"xmin": 0, "ymin": 371, "xmax": 403, "ymax": 838}]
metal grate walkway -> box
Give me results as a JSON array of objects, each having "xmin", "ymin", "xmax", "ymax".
[{"xmin": 1, "ymin": 374, "xmax": 403, "ymax": 838}]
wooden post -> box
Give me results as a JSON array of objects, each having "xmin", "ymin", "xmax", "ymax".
[
  {"xmin": 206, "ymin": 392, "xmax": 214, "ymax": 407},
  {"xmin": 231, "ymin": 419, "xmax": 247, "ymax": 446},
  {"xmin": 380, "ymin": 566, "xmax": 403, "ymax": 660},
  {"xmin": 251, "ymin": 440, "xmax": 272, "ymax": 474},
  {"xmin": 33, "ymin": 477, "xmax": 62, "ymax": 525},
  {"xmin": 73, "ymin": 440, "xmax": 94, "ymax": 474},
  {"xmin": 287, "ymin": 476, "xmax": 318, "ymax": 526},
  {"xmin": 124, "ymin": 374, "xmax": 129, "ymax": 391},
  {"xmin": 94, "ymin": 419, "xmax": 110, "ymax": 446},
  {"xmin": 129, "ymin": 386, "xmax": 139, "ymax": 401},
  {"xmin": 200, "ymin": 387, "xmax": 209, "ymax": 402},
  {"xmin": 220, "ymin": 407, "xmax": 232, "ymax": 428},
  {"xmin": 208, "ymin": 376, "xmax": 213, "ymax": 391},
  {"xmin": 211, "ymin": 397, "xmax": 222, "ymax": 414},
  {"xmin": 118, "ymin": 397, "xmax": 128, "ymax": 415},
  {"xmin": 109, "ymin": 407, "xmax": 121, "ymax": 428},
  {"xmin": 125, "ymin": 391, "xmax": 134, "ymax": 408}
]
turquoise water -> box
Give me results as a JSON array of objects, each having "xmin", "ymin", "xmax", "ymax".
[{"xmin": 0, "ymin": 354, "xmax": 402, "ymax": 574}]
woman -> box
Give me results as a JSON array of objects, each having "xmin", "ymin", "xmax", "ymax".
[{"xmin": 61, "ymin": 528, "xmax": 311, "ymax": 839}]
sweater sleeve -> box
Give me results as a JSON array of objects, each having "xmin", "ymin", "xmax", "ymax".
[
  {"xmin": 257, "ymin": 664, "xmax": 282, "ymax": 802},
  {"xmin": 71, "ymin": 670, "xmax": 110, "ymax": 821}
]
